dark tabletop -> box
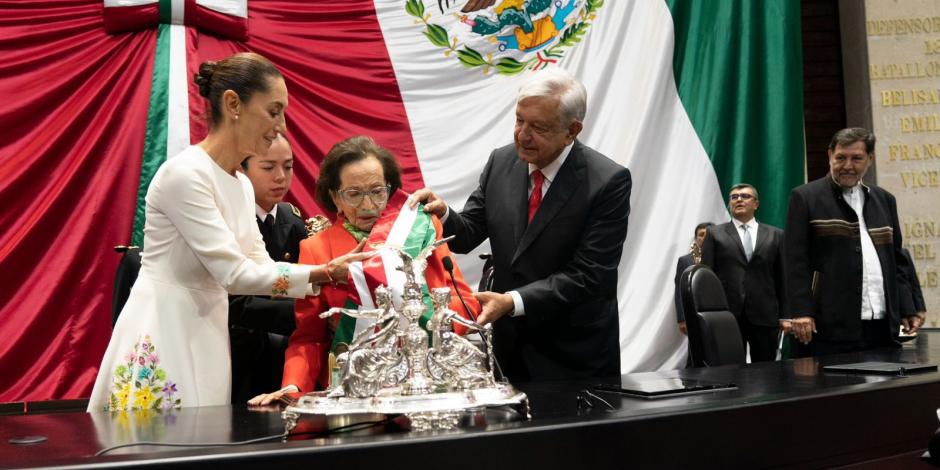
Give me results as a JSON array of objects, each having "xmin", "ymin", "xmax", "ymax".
[{"xmin": 5, "ymin": 334, "xmax": 940, "ymax": 469}]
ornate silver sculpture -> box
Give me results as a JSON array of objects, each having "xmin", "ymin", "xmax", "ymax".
[{"xmin": 284, "ymin": 243, "xmax": 529, "ymax": 432}]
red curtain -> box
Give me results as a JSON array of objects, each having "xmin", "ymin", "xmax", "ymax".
[
  {"xmin": 0, "ymin": 1, "xmax": 422, "ymax": 402},
  {"xmin": 0, "ymin": 1, "xmax": 155, "ymax": 401}
]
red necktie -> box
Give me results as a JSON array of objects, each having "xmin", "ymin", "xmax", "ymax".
[{"xmin": 528, "ymin": 170, "xmax": 544, "ymax": 223}]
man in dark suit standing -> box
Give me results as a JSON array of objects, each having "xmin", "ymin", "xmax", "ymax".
[
  {"xmin": 675, "ymin": 222, "xmax": 712, "ymax": 335},
  {"xmin": 786, "ymin": 128, "xmax": 923, "ymax": 356},
  {"xmin": 230, "ymin": 134, "xmax": 307, "ymax": 403},
  {"xmin": 701, "ymin": 184, "xmax": 788, "ymax": 362},
  {"xmin": 412, "ymin": 68, "xmax": 632, "ymax": 381}
]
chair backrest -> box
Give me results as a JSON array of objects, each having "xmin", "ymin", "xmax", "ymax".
[
  {"xmin": 478, "ymin": 253, "xmax": 495, "ymax": 292},
  {"xmin": 112, "ymin": 246, "xmax": 142, "ymax": 327},
  {"xmin": 679, "ymin": 264, "xmax": 745, "ymax": 367}
]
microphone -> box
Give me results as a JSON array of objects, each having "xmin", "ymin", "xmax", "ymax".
[
  {"xmin": 441, "ymin": 255, "xmax": 506, "ymax": 381},
  {"xmin": 442, "ymin": 256, "xmax": 475, "ymax": 321}
]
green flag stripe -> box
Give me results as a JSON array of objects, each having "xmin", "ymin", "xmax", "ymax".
[
  {"xmin": 400, "ymin": 210, "xmax": 438, "ymax": 328},
  {"xmin": 666, "ymin": 0, "xmax": 804, "ymax": 227},
  {"xmin": 131, "ymin": 23, "xmax": 171, "ymax": 247},
  {"xmin": 331, "ymin": 299, "xmax": 360, "ymax": 351},
  {"xmin": 159, "ymin": 0, "xmax": 171, "ymax": 24}
]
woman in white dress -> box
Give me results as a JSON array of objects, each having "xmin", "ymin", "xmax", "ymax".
[{"xmin": 87, "ymin": 53, "xmax": 367, "ymax": 411}]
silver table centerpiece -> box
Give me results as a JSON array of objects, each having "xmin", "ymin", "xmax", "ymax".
[{"xmin": 283, "ymin": 241, "xmax": 529, "ymax": 432}]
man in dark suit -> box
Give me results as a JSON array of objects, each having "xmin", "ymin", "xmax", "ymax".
[
  {"xmin": 700, "ymin": 184, "xmax": 788, "ymax": 362},
  {"xmin": 412, "ymin": 68, "xmax": 631, "ymax": 381},
  {"xmin": 785, "ymin": 127, "xmax": 923, "ymax": 356},
  {"xmin": 675, "ymin": 222, "xmax": 712, "ymax": 335},
  {"xmin": 230, "ymin": 134, "xmax": 307, "ymax": 403}
]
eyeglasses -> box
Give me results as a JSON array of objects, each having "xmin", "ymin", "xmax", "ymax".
[
  {"xmin": 729, "ymin": 193, "xmax": 755, "ymax": 201},
  {"xmin": 337, "ymin": 184, "xmax": 391, "ymax": 207}
]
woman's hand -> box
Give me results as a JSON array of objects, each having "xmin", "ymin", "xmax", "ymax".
[
  {"xmin": 247, "ymin": 385, "xmax": 298, "ymax": 406},
  {"xmin": 326, "ymin": 239, "xmax": 373, "ymax": 285}
]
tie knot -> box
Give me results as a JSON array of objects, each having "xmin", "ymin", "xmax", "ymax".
[
  {"xmin": 264, "ymin": 214, "xmax": 275, "ymax": 227},
  {"xmin": 532, "ymin": 169, "xmax": 544, "ymax": 185}
]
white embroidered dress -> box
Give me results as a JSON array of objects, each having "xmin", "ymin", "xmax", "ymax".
[{"xmin": 87, "ymin": 146, "xmax": 312, "ymax": 411}]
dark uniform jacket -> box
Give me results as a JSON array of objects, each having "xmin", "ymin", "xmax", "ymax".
[{"xmin": 785, "ymin": 175, "xmax": 914, "ymax": 342}]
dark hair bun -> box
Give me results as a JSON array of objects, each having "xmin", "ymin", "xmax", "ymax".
[
  {"xmin": 195, "ymin": 53, "xmax": 282, "ymax": 128},
  {"xmin": 195, "ymin": 61, "xmax": 218, "ymax": 98}
]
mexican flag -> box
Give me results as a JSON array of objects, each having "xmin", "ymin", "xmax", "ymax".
[{"xmin": 0, "ymin": 0, "xmax": 803, "ymax": 401}]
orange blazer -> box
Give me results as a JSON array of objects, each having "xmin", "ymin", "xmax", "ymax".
[{"xmin": 282, "ymin": 216, "xmax": 481, "ymax": 392}]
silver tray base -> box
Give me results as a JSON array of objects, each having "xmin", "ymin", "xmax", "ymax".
[{"xmin": 282, "ymin": 383, "xmax": 529, "ymax": 432}]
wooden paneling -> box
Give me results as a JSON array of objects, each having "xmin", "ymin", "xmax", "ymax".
[{"xmin": 802, "ymin": 0, "xmax": 847, "ymax": 180}]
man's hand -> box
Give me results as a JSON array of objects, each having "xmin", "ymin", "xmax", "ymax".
[
  {"xmin": 678, "ymin": 321, "xmax": 687, "ymax": 335},
  {"xmin": 779, "ymin": 319, "xmax": 793, "ymax": 334},
  {"xmin": 409, "ymin": 188, "xmax": 448, "ymax": 218},
  {"xmin": 902, "ymin": 312, "xmax": 926, "ymax": 335},
  {"xmin": 473, "ymin": 291, "xmax": 514, "ymax": 325},
  {"xmin": 790, "ymin": 316, "xmax": 816, "ymax": 345}
]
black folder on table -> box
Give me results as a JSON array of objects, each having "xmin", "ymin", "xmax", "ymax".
[
  {"xmin": 595, "ymin": 378, "xmax": 737, "ymax": 399},
  {"xmin": 822, "ymin": 362, "xmax": 937, "ymax": 375}
]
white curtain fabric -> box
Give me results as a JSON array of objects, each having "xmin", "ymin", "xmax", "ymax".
[{"xmin": 374, "ymin": 0, "xmax": 729, "ymax": 372}]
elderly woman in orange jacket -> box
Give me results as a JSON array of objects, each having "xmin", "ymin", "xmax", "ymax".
[{"xmin": 249, "ymin": 136, "xmax": 480, "ymax": 404}]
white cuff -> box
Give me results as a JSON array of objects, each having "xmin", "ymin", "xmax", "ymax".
[
  {"xmin": 277, "ymin": 263, "xmax": 314, "ymax": 298},
  {"xmin": 509, "ymin": 290, "xmax": 525, "ymax": 317},
  {"xmin": 440, "ymin": 205, "xmax": 450, "ymax": 224}
]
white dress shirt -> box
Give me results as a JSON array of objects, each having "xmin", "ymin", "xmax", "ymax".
[
  {"xmin": 256, "ymin": 204, "xmax": 277, "ymax": 223},
  {"xmin": 843, "ymin": 184, "xmax": 885, "ymax": 320}
]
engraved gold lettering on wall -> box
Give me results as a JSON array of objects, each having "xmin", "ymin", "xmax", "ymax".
[
  {"xmin": 888, "ymin": 141, "xmax": 940, "ymax": 161},
  {"xmin": 867, "ymin": 1, "xmax": 940, "ymax": 326}
]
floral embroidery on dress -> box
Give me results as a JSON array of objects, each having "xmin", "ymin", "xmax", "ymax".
[
  {"xmin": 272, "ymin": 264, "xmax": 291, "ymax": 297},
  {"xmin": 106, "ymin": 335, "xmax": 181, "ymax": 411}
]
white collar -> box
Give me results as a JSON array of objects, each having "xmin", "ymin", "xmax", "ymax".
[
  {"xmin": 256, "ymin": 204, "xmax": 277, "ymax": 222},
  {"xmin": 528, "ymin": 142, "xmax": 574, "ymax": 182},
  {"xmin": 842, "ymin": 183, "xmax": 862, "ymax": 196},
  {"xmin": 733, "ymin": 217, "xmax": 757, "ymax": 230}
]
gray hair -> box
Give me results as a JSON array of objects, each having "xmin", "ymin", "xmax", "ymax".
[
  {"xmin": 517, "ymin": 67, "xmax": 587, "ymax": 127},
  {"xmin": 828, "ymin": 127, "xmax": 875, "ymax": 154}
]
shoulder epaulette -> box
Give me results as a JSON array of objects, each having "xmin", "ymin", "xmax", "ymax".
[{"xmin": 288, "ymin": 202, "xmax": 302, "ymax": 219}]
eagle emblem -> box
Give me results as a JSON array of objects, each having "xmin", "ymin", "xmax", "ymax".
[{"xmin": 405, "ymin": 0, "xmax": 604, "ymax": 75}]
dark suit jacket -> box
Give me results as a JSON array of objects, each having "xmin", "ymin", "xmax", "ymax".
[
  {"xmin": 674, "ymin": 254, "xmax": 694, "ymax": 323},
  {"xmin": 229, "ymin": 202, "xmax": 306, "ymax": 401},
  {"xmin": 785, "ymin": 175, "xmax": 914, "ymax": 342},
  {"xmin": 444, "ymin": 141, "xmax": 631, "ymax": 381},
  {"xmin": 899, "ymin": 248, "xmax": 926, "ymax": 314},
  {"xmin": 701, "ymin": 221, "xmax": 788, "ymax": 327}
]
